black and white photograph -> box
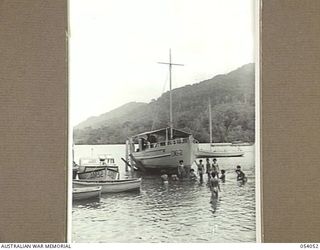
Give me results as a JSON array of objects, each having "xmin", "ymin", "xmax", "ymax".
[{"xmin": 70, "ymin": 0, "xmax": 258, "ymax": 243}]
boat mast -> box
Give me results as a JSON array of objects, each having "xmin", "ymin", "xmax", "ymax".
[
  {"xmin": 209, "ymin": 97, "xmax": 213, "ymax": 144},
  {"xmin": 158, "ymin": 49, "xmax": 183, "ymax": 139}
]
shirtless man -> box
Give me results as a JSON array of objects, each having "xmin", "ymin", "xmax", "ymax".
[
  {"xmin": 212, "ymin": 158, "xmax": 220, "ymax": 178},
  {"xmin": 177, "ymin": 160, "xmax": 186, "ymax": 179},
  {"xmin": 161, "ymin": 170, "xmax": 169, "ymax": 183},
  {"xmin": 219, "ymin": 170, "xmax": 226, "ymax": 183},
  {"xmin": 194, "ymin": 159, "xmax": 204, "ymax": 182},
  {"xmin": 209, "ymin": 172, "xmax": 221, "ymax": 202},
  {"xmin": 205, "ymin": 158, "xmax": 212, "ymax": 180},
  {"xmin": 235, "ymin": 165, "xmax": 247, "ymax": 183},
  {"xmin": 189, "ymin": 169, "xmax": 197, "ymax": 181}
]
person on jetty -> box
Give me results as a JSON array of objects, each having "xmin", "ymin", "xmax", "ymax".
[
  {"xmin": 205, "ymin": 158, "xmax": 212, "ymax": 180},
  {"xmin": 212, "ymin": 158, "xmax": 220, "ymax": 178},
  {"xmin": 161, "ymin": 170, "xmax": 169, "ymax": 183},
  {"xmin": 209, "ymin": 172, "xmax": 221, "ymax": 202},
  {"xmin": 194, "ymin": 159, "xmax": 204, "ymax": 182},
  {"xmin": 235, "ymin": 165, "xmax": 247, "ymax": 183},
  {"xmin": 189, "ymin": 169, "xmax": 197, "ymax": 181},
  {"xmin": 219, "ymin": 170, "xmax": 226, "ymax": 183},
  {"xmin": 177, "ymin": 160, "xmax": 186, "ymax": 179}
]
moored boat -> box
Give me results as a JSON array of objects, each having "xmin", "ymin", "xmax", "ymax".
[
  {"xmin": 126, "ymin": 50, "xmax": 199, "ymax": 171},
  {"xmin": 73, "ymin": 186, "xmax": 102, "ymax": 201},
  {"xmin": 210, "ymin": 143, "xmax": 233, "ymax": 146},
  {"xmin": 128, "ymin": 128, "xmax": 199, "ymax": 170},
  {"xmin": 204, "ymin": 98, "xmax": 244, "ymax": 158},
  {"xmin": 77, "ymin": 154, "xmax": 119, "ymax": 180},
  {"xmin": 196, "ymin": 150, "xmax": 244, "ymax": 158},
  {"xmin": 73, "ymin": 178, "xmax": 142, "ymax": 193},
  {"xmin": 232, "ymin": 141, "xmax": 253, "ymax": 146}
]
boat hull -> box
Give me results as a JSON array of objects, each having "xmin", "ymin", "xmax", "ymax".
[
  {"xmin": 131, "ymin": 141, "xmax": 198, "ymax": 169},
  {"xmin": 73, "ymin": 178, "xmax": 141, "ymax": 193},
  {"xmin": 72, "ymin": 186, "xmax": 102, "ymax": 200},
  {"xmin": 77, "ymin": 166, "xmax": 119, "ymax": 180},
  {"xmin": 196, "ymin": 150, "xmax": 244, "ymax": 158}
]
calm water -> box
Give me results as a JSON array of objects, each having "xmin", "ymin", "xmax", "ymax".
[{"xmin": 72, "ymin": 144, "xmax": 256, "ymax": 243}]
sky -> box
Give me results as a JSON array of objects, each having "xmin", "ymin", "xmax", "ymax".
[{"xmin": 70, "ymin": 0, "xmax": 256, "ymax": 126}]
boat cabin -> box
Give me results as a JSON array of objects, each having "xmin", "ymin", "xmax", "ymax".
[
  {"xmin": 129, "ymin": 127, "xmax": 195, "ymax": 152},
  {"xmin": 79, "ymin": 154, "xmax": 116, "ymax": 167},
  {"xmin": 77, "ymin": 154, "xmax": 119, "ymax": 180}
]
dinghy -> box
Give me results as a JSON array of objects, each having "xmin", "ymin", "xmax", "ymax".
[
  {"xmin": 73, "ymin": 178, "xmax": 141, "ymax": 193},
  {"xmin": 73, "ymin": 186, "xmax": 102, "ymax": 201}
]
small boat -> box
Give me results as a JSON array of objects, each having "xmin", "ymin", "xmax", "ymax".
[
  {"xmin": 73, "ymin": 178, "xmax": 142, "ymax": 193},
  {"xmin": 210, "ymin": 143, "xmax": 233, "ymax": 146},
  {"xmin": 203, "ymin": 99, "xmax": 244, "ymax": 158},
  {"xmin": 196, "ymin": 150, "xmax": 244, "ymax": 158},
  {"xmin": 232, "ymin": 141, "xmax": 253, "ymax": 146},
  {"xmin": 77, "ymin": 154, "xmax": 119, "ymax": 180},
  {"xmin": 72, "ymin": 186, "xmax": 102, "ymax": 201}
]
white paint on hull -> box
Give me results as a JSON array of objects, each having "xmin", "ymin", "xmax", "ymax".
[
  {"xmin": 73, "ymin": 178, "xmax": 141, "ymax": 193},
  {"xmin": 132, "ymin": 141, "xmax": 198, "ymax": 169},
  {"xmin": 72, "ymin": 186, "xmax": 102, "ymax": 200},
  {"xmin": 196, "ymin": 150, "xmax": 244, "ymax": 158}
]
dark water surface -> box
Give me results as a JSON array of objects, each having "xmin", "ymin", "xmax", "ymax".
[{"xmin": 72, "ymin": 144, "xmax": 256, "ymax": 242}]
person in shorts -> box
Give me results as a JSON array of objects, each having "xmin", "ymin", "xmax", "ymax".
[
  {"xmin": 194, "ymin": 159, "xmax": 204, "ymax": 182},
  {"xmin": 212, "ymin": 158, "xmax": 220, "ymax": 178},
  {"xmin": 209, "ymin": 172, "xmax": 221, "ymax": 202},
  {"xmin": 205, "ymin": 158, "xmax": 212, "ymax": 180}
]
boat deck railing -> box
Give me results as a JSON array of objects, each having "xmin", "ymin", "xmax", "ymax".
[{"xmin": 145, "ymin": 137, "xmax": 198, "ymax": 149}]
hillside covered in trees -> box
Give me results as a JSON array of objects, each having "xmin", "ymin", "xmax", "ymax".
[{"xmin": 74, "ymin": 63, "xmax": 255, "ymax": 144}]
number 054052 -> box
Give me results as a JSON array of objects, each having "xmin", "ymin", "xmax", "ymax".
[{"xmin": 300, "ymin": 244, "xmax": 319, "ymax": 249}]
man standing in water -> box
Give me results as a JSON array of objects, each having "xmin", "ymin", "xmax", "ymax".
[
  {"xmin": 209, "ymin": 172, "xmax": 221, "ymax": 202},
  {"xmin": 177, "ymin": 160, "xmax": 185, "ymax": 179},
  {"xmin": 212, "ymin": 158, "xmax": 220, "ymax": 178},
  {"xmin": 194, "ymin": 159, "xmax": 204, "ymax": 182},
  {"xmin": 235, "ymin": 165, "xmax": 247, "ymax": 183},
  {"xmin": 205, "ymin": 158, "xmax": 212, "ymax": 180},
  {"xmin": 161, "ymin": 170, "xmax": 169, "ymax": 183},
  {"xmin": 219, "ymin": 170, "xmax": 226, "ymax": 183}
]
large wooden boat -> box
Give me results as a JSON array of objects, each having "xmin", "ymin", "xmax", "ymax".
[
  {"xmin": 73, "ymin": 178, "xmax": 141, "ymax": 193},
  {"xmin": 126, "ymin": 50, "xmax": 199, "ymax": 171},
  {"xmin": 128, "ymin": 127, "xmax": 199, "ymax": 170},
  {"xmin": 72, "ymin": 186, "xmax": 102, "ymax": 200}
]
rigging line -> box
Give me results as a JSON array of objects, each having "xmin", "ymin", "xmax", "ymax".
[{"xmin": 151, "ymin": 70, "xmax": 169, "ymax": 130}]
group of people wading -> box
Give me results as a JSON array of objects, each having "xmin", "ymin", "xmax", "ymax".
[{"xmin": 160, "ymin": 158, "xmax": 247, "ymax": 203}]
